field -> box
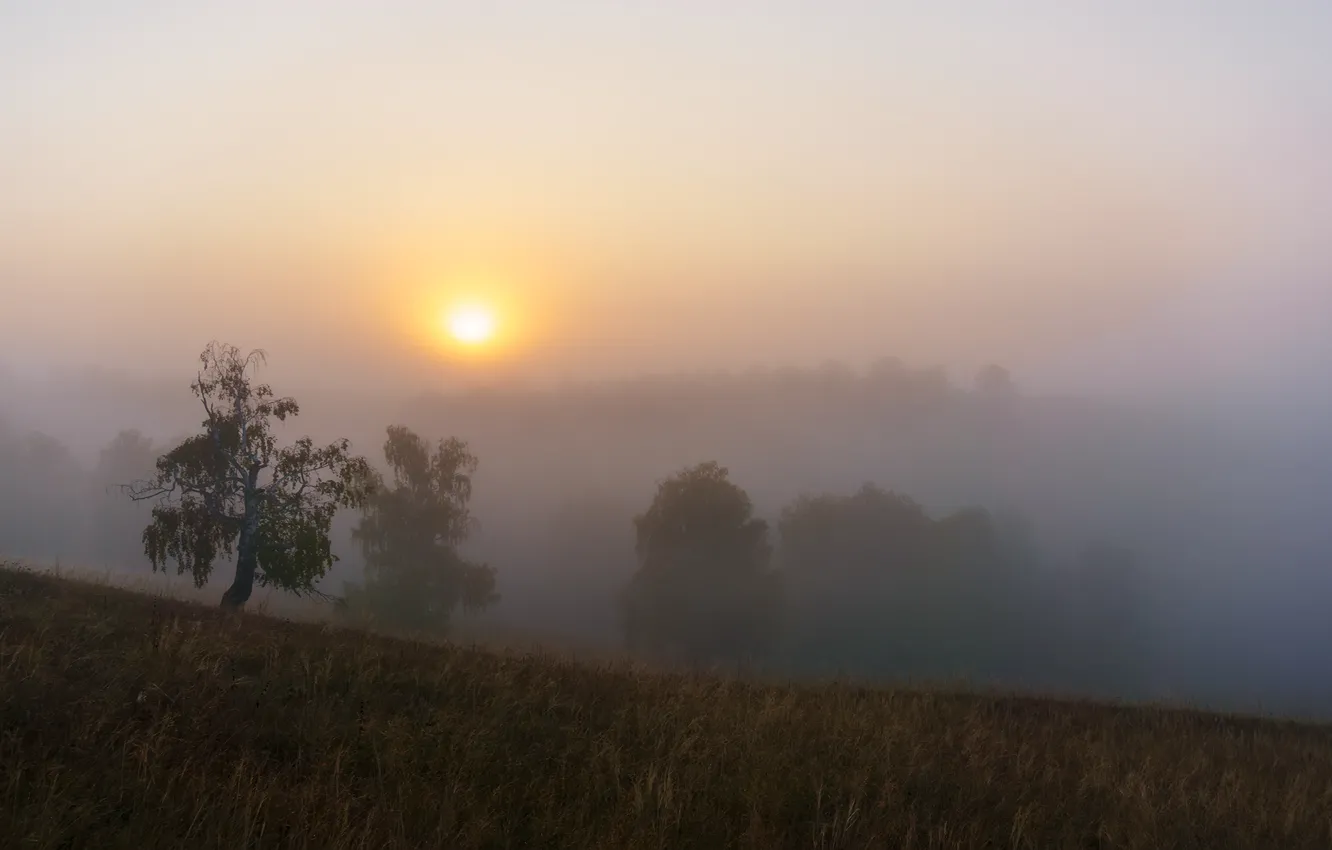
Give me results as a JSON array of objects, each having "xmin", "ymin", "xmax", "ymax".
[{"xmin": 2, "ymin": 562, "xmax": 1330, "ymax": 849}]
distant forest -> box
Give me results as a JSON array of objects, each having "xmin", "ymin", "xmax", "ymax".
[{"xmin": 3, "ymin": 351, "xmax": 1332, "ymax": 718}]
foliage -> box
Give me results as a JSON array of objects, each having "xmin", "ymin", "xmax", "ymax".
[
  {"xmin": 776, "ymin": 483, "xmax": 1157, "ymax": 692},
  {"xmin": 129, "ymin": 343, "xmax": 374, "ymax": 608},
  {"xmin": 5, "ymin": 565, "xmax": 1332, "ymax": 850},
  {"xmin": 341, "ymin": 425, "xmax": 497, "ymax": 634},
  {"xmin": 777, "ymin": 485, "xmax": 1032, "ymax": 679},
  {"xmin": 622, "ymin": 461, "xmax": 781, "ymax": 665},
  {"xmin": 778, "ymin": 485, "xmax": 954, "ymax": 676},
  {"xmin": 778, "ymin": 484, "xmax": 937, "ymax": 581}
]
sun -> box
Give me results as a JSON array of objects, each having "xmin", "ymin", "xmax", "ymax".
[{"xmin": 445, "ymin": 304, "xmax": 496, "ymax": 346}]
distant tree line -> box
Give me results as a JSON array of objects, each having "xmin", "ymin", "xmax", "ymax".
[
  {"xmin": 0, "ymin": 343, "xmax": 1157, "ymax": 701},
  {"xmin": 618, "ymin": 464, "xmax": 1153, "ymax": 698},
  {"xmin": 0, "ymin": 420, "xmax": 159, "ymax": 569}
]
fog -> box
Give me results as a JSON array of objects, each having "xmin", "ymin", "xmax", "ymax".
[
  {"xmin": 3, "ymin": 332, "xmax": 1331, "ymax": 718},
  {"xmin": 3, "ymin": 2, "xmax": 1332, "ymax": 718}
]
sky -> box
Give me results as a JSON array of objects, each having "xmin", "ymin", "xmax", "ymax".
[{"xmin": 2, "ymin": 1, "xmax": 1331, "ymax": 393}]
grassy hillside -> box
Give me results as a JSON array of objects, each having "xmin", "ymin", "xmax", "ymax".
[{"xmin": 2, "ymin": 563, "xmax": 1330, "ymax": 849}]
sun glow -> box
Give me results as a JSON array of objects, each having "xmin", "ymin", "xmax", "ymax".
[{"xmin": 445, "ymin": 304, "xmax": 497, "ymax": 346}]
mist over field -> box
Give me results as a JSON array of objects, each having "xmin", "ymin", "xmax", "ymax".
[{"xmin": 3, "ymin": 335, "xmax": 1331, "ymax": 720}]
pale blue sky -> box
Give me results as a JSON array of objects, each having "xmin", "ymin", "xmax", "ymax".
[{"xmin": 2, "ymin": 2, "xmax": 1330, "ymax": 390}]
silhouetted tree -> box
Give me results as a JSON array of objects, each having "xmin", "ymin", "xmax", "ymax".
[
  {"xmin": 129, "ymin": 343, "xmax": 374, "ymax": 609},
  {"xmin": 341, "ymin": 425, "xmax": 497, "ymax": 634},
  {"xmin": 778, "ymin": 485, "xmax": 940, "ymax": 676},
  {"xmin": 778, "ymin": 484, "xmax": 1030, "ymax": 681},
  {"xmin": 779, "ymin": 485, "xmax": 936, "ymax": 581},
  {"xmin": 621, "ymin": 461, "xmax": 781, "ymax": 665}
]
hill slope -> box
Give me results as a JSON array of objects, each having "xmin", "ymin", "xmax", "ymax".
[{"xmin": 1, "ymin": 564, "xmax": 1330, "ymax": 849}]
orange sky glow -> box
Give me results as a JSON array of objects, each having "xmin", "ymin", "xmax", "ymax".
[{"xmin": 2, "ymin": 2, "xmax": 1329, "ymax": 393}]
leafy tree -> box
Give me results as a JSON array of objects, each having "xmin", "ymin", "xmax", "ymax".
[
  {"xmin": 777, "ymin": 484, "xmax": 939, "ymax": 675},
  {"xmin": 778, "ymin": 484, "xmax": 936, "ymax": 582},
  {"xmin": 129, "ymin": 343, "xmax": 375, "ymax": 609},
  {"xmin": 778, "ymin": 484, "xmax": 1016, "ymax": 679},
  {"xmin": 341, "ymin": 425, "xmax": 497, "ymax": 634},
  {"xmin": 621, "ymin": 461, "xmax": 781, "ymax": 665}
]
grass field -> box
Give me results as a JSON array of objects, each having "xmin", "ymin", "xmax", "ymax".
[{"xmin": 2, "ymin": 562, "xmax": 1331, "ymax": 849}]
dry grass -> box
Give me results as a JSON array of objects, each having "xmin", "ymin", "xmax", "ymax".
[
  {"xmin": 2, "ymin": 560, "xmax": 617, "ymax": 661},
  {"xmin": 2, "ymin": 562, "xmax": 1331, "ymax": 849}
]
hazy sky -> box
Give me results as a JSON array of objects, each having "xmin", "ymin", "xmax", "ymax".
[{"xmin": 3, "ymin": 2, "xmax": 1330, "ymax": 392}]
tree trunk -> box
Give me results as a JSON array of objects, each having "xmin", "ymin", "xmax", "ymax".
[
  {"xmin": 221, "ymin": 496, "xmax": 261, "ymax": 610},
  {"xmin": 220, "ymin": 547, "xmax": 257, "ymax": 610}
]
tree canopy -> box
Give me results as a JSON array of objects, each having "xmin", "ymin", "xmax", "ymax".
[
  {"xmin": 342, "ymin": 425, "xmax": 498, "ymax": 634},
  {"xmin": 622, "ymin": 461, "xmax": 781, "ymax": 665},
  {"xmin": 130, "ymin": 343, "xmax": 374, "ymax": 609}
]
